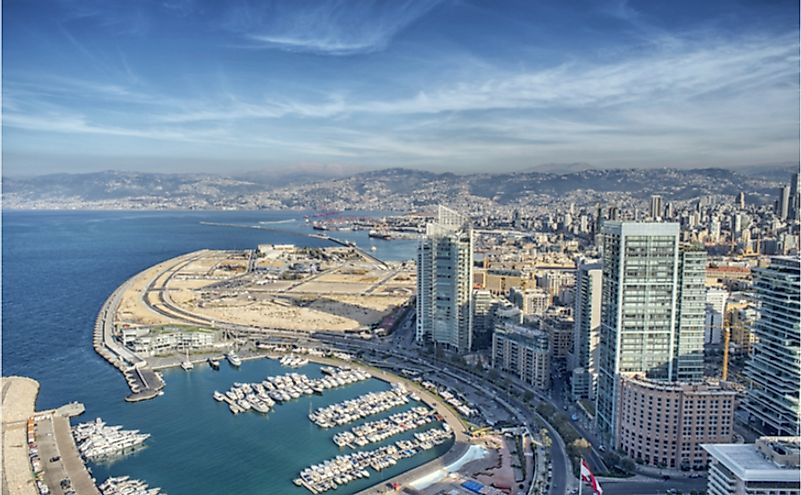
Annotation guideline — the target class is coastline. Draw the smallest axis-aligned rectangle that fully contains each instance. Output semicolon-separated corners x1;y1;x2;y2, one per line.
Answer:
2;376;40;495
90;249;472;494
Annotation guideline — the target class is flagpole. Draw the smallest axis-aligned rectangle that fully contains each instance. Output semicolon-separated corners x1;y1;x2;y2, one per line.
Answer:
578;458;583;495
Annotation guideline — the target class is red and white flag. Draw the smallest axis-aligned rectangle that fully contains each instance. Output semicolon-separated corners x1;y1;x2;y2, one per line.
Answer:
580;459;603;495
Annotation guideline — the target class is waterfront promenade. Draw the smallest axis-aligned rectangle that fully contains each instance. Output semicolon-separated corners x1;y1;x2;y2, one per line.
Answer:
2;377;39;495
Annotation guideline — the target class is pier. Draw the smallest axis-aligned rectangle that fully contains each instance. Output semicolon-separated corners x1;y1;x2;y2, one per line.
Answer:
2;377;98;495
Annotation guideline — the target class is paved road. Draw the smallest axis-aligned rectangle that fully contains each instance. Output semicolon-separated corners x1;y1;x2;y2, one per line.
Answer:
600;475;707;495
36;414;99;495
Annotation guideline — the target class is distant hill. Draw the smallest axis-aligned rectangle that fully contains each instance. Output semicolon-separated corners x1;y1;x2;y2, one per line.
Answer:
2;166;790;210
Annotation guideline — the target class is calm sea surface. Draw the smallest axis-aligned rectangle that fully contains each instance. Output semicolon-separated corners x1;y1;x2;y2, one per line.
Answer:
2;210;446;495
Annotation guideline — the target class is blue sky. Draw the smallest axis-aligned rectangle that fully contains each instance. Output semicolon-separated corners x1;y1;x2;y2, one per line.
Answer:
3;0;799;176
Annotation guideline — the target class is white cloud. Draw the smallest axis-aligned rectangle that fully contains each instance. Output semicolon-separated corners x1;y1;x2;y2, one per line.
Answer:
226;0;443;55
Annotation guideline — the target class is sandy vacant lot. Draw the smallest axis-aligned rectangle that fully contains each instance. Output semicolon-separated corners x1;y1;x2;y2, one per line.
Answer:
115;248;414;332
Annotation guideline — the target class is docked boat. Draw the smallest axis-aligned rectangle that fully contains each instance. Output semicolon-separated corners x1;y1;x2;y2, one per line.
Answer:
226;351;242;367
180;347;193;370
208;357;221;370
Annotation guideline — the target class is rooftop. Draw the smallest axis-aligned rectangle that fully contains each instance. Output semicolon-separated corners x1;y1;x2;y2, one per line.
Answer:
703;437;801;482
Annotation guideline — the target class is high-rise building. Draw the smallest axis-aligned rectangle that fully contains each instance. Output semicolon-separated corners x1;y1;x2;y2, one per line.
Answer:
791;172;800;221
703;437;801;495
778;185;791;220
470;289;497;351
674;246;707;382
743;257;801;436
492;322;551;390
650;195;664;220
416;206;474;353
572;262;602;400
596;222;707;442
737;191;746;210
704;287;729;345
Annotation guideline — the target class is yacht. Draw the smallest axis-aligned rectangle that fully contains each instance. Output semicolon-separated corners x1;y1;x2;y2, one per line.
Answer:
226;351;242;367
207;357;220;370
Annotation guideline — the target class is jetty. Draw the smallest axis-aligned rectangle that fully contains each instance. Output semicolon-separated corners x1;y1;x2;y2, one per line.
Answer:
93;263;173;402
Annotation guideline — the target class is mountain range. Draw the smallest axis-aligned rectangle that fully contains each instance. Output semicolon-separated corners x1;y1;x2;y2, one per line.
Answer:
3;166;794;211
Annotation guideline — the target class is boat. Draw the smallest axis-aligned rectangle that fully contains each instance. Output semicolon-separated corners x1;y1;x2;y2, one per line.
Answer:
226;351;242;367
368;229;391;240
180;346;193;371
208;357;220;370
213;391;225;402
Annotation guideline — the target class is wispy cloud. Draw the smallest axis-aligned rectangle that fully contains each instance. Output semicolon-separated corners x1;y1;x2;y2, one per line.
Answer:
155;32;798;121
224;0;442;55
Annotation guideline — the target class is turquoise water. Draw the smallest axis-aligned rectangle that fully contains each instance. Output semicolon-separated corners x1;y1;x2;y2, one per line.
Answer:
2;210;440;495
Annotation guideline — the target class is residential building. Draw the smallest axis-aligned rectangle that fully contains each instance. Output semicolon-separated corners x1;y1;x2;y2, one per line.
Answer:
572;262;602;400
596;222;708;443
778;185;791;221
471;289;497;350
703;437;801;495
416;206;474;353
743;257;801;436
509;287;550;317
650;195;664;220
616;376;736;470
492;322;550;390
705;288;729;345
542;314;574;360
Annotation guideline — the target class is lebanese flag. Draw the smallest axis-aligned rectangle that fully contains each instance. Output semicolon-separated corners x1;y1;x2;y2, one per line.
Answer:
581;459;603;495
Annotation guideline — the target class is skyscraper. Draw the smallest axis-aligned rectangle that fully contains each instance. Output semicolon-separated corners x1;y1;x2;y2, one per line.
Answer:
572;261;602;400
650;195;663;220
737;191;746;210
596;222;707;442
416;206;474;354
673;246;707;381
778;185;791;220
790;173;800;221
743;257;801;436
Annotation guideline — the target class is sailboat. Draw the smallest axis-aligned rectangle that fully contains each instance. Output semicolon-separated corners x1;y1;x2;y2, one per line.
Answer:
180;344;194;370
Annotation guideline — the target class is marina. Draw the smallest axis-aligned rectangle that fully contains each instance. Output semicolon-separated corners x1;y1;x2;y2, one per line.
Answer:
309;385;411;428
333;406;436;448
212;365;372;415
296;425;453;494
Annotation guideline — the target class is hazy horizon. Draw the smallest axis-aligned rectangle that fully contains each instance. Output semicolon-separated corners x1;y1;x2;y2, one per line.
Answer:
3;0;799;176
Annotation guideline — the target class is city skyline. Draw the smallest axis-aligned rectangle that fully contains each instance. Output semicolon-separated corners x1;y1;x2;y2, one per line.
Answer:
3;0;799;175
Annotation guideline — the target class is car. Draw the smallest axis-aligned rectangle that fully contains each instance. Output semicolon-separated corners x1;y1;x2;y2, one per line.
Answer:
49;456;60;463
662;475;671;481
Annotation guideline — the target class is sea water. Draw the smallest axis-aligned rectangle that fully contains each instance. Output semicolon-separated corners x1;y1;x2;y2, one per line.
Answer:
2;210;446;494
